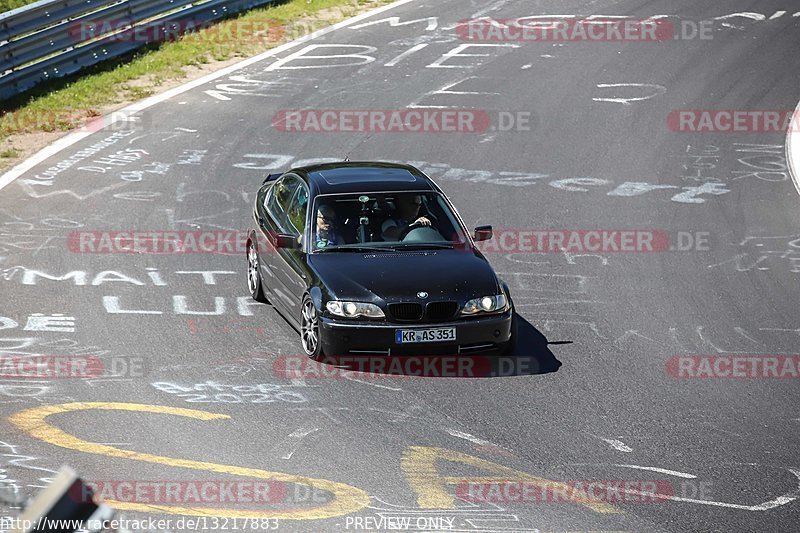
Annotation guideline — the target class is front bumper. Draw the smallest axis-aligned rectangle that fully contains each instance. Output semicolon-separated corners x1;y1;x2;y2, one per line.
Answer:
319;308;513;356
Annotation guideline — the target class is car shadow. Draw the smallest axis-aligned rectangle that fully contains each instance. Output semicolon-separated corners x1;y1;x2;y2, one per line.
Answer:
316;315;563;379
507;314;564;374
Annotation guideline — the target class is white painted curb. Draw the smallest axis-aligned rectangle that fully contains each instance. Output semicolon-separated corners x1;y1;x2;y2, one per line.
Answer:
0;0;418;193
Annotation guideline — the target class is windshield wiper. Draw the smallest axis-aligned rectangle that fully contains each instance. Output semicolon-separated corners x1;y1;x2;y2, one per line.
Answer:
390;242;457;250
316;243;460;253
315;245;390;253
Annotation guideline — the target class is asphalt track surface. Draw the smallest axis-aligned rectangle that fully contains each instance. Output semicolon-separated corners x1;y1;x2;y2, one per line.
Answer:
1;1;800;532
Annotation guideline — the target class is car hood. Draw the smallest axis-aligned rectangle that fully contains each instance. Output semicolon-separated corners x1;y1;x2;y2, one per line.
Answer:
308;249;501;303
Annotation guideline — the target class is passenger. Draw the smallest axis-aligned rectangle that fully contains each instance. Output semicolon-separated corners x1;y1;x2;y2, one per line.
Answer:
381;194;432;241
315;204;345;248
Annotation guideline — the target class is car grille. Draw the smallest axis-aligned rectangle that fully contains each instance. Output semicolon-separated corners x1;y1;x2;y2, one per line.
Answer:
388;301;459;322
426;301;459;322
389;303;424;321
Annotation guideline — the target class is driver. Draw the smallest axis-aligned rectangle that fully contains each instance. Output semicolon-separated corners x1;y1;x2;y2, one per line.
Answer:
315;204;345;248
381;193;432;241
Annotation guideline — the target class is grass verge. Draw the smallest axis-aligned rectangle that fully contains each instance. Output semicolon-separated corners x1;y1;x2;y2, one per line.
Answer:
0;0;37;12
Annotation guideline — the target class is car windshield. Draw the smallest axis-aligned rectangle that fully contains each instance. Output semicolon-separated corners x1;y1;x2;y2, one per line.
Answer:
310;191;469;252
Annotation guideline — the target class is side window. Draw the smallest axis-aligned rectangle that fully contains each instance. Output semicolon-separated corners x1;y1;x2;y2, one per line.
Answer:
287;186;308;236
265;186;277;214
276;175;300;211
266;175;301;230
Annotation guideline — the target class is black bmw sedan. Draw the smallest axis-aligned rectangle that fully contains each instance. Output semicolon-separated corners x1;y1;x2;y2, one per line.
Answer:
246;161;516;358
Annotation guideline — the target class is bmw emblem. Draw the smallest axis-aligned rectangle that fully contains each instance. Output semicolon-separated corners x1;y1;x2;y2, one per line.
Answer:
417;291;429;299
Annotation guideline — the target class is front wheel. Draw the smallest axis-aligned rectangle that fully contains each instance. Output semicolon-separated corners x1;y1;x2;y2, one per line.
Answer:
301;295;324;359
247;239;267;303
501;308;518;355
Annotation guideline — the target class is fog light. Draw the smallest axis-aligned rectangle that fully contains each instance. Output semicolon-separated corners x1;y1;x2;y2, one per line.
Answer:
494;330;501;337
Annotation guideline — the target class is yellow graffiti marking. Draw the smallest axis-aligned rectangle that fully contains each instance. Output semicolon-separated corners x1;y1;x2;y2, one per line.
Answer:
8;402;369;519
401;446;618;513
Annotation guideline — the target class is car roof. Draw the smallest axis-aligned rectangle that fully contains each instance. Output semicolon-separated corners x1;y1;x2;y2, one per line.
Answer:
291;162;437;195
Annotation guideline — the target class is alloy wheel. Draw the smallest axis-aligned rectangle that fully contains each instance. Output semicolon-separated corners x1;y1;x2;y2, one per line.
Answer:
301;298;319;355
247;242;259;295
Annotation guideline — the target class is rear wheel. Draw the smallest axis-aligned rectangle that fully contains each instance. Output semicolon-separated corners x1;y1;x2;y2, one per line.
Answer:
247;239;267;303
301;295;324;359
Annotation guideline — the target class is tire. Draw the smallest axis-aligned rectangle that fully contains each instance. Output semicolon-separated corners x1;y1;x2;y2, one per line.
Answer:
246;238;267;303
501;307;518;356
301;295;325;359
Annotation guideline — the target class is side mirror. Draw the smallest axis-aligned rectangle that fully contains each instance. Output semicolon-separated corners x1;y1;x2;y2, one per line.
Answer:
274;233;300;249
473;225;493;242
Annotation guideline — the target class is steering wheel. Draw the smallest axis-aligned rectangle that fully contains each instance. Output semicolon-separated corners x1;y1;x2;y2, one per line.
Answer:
398;222;427;241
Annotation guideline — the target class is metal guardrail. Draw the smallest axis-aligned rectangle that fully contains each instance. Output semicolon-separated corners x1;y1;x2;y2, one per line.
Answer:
0;0;278;102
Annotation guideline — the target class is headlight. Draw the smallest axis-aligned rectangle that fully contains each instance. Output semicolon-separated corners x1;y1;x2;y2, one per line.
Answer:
461;294;508;316
326;301;385;319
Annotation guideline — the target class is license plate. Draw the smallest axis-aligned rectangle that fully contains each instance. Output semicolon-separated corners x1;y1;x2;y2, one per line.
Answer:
395;328;456;344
